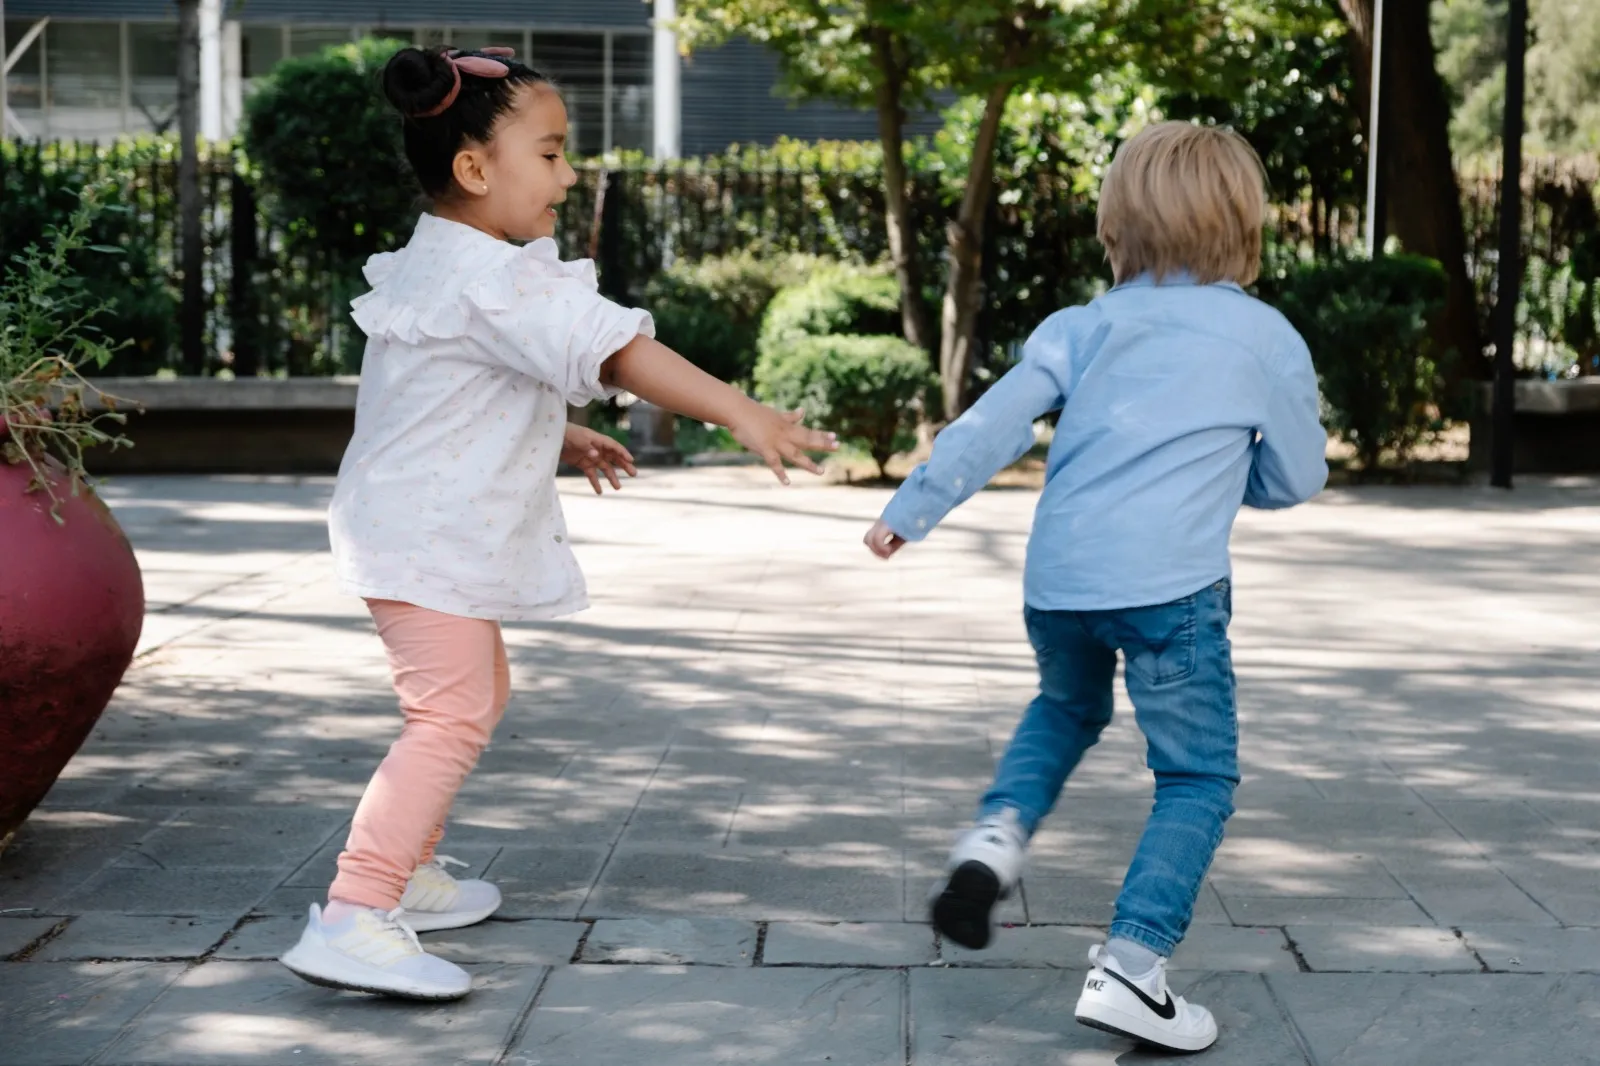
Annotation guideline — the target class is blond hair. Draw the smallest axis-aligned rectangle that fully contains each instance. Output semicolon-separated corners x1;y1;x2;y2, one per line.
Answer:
1096;121;1266;287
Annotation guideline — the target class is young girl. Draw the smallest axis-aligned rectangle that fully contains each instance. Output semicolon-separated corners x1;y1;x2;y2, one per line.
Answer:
279;45;836;1000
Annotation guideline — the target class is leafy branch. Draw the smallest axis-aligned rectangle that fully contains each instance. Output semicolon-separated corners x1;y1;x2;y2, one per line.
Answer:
0;184;136;522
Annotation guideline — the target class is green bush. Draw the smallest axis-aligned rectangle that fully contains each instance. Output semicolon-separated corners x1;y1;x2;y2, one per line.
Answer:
755;333;934;477
243;37;417;370
1275;254;1450;473
243;37;416;271
759;264;903;353
645;251;822;384
0;145;176;375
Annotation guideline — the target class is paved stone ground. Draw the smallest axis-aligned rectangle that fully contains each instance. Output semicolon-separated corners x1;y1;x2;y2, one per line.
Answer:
3;468;1600;1065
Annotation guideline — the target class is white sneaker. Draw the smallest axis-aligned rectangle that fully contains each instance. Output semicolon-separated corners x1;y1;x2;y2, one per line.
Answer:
1075;943;1217;1053
400;855;502;933
280;904;472;1001
930;808;1027;950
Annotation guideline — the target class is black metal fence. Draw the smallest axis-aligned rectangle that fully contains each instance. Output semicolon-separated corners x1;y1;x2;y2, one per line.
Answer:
2;139;1596;378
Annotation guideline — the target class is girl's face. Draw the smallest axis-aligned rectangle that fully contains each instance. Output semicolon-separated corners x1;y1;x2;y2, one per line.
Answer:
451;85;578;242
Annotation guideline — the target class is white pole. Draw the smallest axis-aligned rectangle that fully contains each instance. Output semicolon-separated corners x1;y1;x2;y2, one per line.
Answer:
652;0;681;159
221;19;242;138
199;0;223;140
1363;0;1385;256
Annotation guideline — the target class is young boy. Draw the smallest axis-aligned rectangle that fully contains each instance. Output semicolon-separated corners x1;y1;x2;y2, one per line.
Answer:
864;121;1327;1053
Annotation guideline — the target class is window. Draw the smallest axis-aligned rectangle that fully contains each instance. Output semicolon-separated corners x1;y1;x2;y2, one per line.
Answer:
3;20;44;124
8;21;657;151
242;26;286;81
129;22;179;135
45;21;121;139
611;34;653;153
529;34;605;156
288;27;355;58
448;28;523;55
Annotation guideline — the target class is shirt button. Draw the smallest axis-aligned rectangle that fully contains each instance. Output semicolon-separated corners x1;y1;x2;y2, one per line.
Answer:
953;477;965;489
916;518;928;530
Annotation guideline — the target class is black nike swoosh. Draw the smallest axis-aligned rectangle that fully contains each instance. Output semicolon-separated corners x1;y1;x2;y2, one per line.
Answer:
1104;967;1177;1020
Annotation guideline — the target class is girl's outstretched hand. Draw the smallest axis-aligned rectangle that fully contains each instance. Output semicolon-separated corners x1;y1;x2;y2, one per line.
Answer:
729;406;838;485
561;424;637;494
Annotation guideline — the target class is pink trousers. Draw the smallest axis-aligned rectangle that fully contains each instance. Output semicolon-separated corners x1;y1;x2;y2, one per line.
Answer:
328;599;510;910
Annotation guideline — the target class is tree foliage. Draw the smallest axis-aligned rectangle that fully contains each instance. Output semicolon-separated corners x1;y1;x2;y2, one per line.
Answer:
1435;0;1600;156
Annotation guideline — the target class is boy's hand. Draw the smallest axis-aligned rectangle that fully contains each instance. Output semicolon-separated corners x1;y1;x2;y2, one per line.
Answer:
561;424;637;494
864;519;907;560
729;406;838;485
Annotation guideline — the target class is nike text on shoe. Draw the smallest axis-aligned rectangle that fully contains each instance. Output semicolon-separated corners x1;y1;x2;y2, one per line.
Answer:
930;808;1027;951
1074;943;1217;1053
280;903;472;1001
400;855;502;933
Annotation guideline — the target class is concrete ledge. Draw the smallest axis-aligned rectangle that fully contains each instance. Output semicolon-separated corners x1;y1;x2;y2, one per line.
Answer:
77;377;360;412
57;378;356;475
1469;379;1600;474
1478;378;1600;416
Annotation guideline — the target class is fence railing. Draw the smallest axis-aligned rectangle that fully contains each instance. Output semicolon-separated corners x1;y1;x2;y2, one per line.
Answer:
3;139;1596;378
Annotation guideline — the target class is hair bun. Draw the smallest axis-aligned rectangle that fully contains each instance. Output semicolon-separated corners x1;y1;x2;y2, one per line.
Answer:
383;47;457;117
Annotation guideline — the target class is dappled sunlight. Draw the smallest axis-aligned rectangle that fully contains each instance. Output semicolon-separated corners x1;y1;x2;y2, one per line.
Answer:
7;471;1599;1057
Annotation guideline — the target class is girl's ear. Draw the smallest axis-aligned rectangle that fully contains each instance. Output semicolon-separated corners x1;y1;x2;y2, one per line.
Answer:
451;148;491;198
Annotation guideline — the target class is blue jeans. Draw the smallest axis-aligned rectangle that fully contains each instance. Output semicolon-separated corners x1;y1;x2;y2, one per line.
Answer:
980;579;1239;957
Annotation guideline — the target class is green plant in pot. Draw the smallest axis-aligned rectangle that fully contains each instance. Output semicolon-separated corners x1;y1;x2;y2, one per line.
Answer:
0;187;146;855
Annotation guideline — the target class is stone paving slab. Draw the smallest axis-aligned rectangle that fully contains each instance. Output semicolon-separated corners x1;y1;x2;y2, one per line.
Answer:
1268;973;1600;1064
99;961;546;1065
1217;895;1437;926
60;865;287;918
581;917;757;965
1460;924;1600;973
1169;925;1297;973
481;845;612;920
582;844;905;922
513;965;904;1065
1379;852;1559;925
35;915;233;961
0;962;184;1066
212;915;304;960
1;471;1596;1064
909;968;1309;1064
423;919;588;967
763;921;936;967
941;924;1101;968
0;915;60;957
1287;925;1483;973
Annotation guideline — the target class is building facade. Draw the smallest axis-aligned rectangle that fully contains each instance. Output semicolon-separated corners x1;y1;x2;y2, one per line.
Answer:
1;0;935;155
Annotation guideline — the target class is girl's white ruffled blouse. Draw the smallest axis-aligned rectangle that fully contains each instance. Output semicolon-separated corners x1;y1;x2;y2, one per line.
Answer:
328;214;653;621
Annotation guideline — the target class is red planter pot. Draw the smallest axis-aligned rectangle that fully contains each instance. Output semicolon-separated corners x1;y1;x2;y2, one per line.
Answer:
0;459;144;852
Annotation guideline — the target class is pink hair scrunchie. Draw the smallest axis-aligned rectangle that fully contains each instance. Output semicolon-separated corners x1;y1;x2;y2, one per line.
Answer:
414;47;517;119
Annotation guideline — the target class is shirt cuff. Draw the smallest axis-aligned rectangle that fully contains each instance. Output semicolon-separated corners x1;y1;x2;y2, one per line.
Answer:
880;485;943;543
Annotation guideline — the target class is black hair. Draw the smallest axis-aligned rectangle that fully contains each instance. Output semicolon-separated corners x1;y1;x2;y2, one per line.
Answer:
382;46;552;199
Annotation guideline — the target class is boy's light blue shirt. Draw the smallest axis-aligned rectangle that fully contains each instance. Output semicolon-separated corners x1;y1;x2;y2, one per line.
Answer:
881;275;1328;611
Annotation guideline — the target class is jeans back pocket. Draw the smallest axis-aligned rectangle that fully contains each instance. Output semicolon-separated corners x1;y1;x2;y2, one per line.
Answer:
1116;596;1199;688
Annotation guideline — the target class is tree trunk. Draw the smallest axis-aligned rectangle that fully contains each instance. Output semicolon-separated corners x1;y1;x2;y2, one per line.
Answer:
1340;0;1487;389
938;80;1012;421
176;0;205;375
869;27;934;354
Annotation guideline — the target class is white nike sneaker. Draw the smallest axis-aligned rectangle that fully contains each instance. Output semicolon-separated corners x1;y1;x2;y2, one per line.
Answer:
930;808;1028;950
1075;943;1217;1053
280;903;472;1000
400;855;503;933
